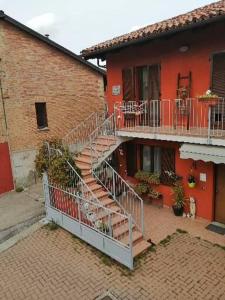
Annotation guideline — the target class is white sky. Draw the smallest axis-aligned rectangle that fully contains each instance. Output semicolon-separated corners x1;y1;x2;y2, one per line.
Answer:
0;0;215;55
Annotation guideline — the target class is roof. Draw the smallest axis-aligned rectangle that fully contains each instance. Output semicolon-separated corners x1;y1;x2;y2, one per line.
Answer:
0;11;105;76
82;0;225;59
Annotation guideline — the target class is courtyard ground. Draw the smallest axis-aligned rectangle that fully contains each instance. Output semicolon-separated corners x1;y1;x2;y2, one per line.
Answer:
0;182;44;243
0;226;225;300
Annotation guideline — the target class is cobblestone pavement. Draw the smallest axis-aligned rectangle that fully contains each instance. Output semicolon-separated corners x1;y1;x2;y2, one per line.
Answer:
0;228;225;300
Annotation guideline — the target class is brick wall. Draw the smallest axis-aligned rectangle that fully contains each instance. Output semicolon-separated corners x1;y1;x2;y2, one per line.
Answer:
0;20;105;186
0;21;105;152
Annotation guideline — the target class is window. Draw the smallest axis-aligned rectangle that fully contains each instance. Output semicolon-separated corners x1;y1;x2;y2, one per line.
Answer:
126;142;137;176
122;64;161;101
211;52;225;98
35;102;48;129
140;145;175;185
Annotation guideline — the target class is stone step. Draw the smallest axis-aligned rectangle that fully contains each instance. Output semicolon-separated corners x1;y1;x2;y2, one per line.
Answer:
111;215;128;227
75;156;91;165
98;135;116;141
94;190;109;200
89;184;103;193
93;139;115;147
84;177;96;185
132;240;151;258
86;144;108;153
95;205;121;220
99;197;115;207
76;163;91;171
119;230;143;246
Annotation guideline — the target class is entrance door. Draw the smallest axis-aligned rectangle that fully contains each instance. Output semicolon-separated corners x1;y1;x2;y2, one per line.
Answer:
215;164;225;224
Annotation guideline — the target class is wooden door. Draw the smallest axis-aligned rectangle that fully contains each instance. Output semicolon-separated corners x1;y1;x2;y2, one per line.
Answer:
126;142;137;177
215;164;225;224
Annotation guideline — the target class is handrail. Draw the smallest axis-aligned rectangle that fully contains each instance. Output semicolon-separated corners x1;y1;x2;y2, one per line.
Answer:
45;142;103;206
44;177;133;248
62;111;106;152
90;144;144;234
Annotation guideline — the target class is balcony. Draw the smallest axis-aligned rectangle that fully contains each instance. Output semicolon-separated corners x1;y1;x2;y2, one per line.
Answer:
114;99;225;146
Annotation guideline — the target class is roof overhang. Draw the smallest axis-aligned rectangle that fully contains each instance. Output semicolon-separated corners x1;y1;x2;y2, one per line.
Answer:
82;14;225;60
180;143;225;164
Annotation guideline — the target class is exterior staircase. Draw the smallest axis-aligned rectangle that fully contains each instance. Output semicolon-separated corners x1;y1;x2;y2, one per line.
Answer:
75;134;151;258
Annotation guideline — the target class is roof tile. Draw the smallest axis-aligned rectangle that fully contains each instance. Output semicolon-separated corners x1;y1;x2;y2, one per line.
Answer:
82;0;225;57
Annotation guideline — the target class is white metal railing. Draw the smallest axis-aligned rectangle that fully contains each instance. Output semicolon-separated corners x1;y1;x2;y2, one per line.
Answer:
89;113;116;144
62;111;106;152
114;98;225;141
90;146;144;235
46;143;102;206
43;173;134;269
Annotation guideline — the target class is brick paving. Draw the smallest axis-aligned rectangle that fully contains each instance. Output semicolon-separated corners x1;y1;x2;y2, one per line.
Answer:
0;227;225;300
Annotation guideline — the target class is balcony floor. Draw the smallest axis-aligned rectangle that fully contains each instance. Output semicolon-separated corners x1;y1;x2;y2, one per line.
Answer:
117;125;225;146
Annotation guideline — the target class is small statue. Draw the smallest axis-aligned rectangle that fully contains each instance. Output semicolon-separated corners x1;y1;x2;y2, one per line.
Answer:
189;197;196;219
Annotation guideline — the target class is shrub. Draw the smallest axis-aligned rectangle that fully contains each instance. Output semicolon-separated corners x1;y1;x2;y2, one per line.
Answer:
35;138;81;187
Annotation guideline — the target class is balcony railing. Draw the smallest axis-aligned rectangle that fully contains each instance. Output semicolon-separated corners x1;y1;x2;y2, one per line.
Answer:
114;98;225;141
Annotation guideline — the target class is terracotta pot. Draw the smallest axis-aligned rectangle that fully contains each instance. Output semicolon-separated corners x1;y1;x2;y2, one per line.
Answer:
198;97;219;106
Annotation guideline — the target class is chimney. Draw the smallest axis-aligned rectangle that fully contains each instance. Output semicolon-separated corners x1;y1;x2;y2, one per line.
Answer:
45;34;50;39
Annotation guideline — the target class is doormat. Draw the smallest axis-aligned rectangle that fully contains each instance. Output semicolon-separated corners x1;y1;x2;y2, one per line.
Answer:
206;223;225;235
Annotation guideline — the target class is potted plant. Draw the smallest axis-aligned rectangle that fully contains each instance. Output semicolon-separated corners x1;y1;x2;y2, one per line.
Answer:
172;181;186;216
198;90;219;106
187;174;196;188
134;170;162;202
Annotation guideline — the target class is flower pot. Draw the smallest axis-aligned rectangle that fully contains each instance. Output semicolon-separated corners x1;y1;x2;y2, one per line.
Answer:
188;182;196;188
198;97;219;106
172;205;184;216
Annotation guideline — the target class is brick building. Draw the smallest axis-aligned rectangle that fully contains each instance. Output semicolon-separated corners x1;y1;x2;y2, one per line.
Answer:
0;11;105;192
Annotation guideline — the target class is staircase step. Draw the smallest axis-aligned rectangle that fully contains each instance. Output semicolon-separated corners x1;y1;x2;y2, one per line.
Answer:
89;184;103;192
119;230;143;246
93;140;115;147
76;163;91;171
87;145;108;152
98;135;116;141
84;177;96;185
81;150;98;158
75;156;91;165
94;190;109;200
113;223;131;239
132;240;151;258
99;197;115;207
111;215;128;227
95;205;121;220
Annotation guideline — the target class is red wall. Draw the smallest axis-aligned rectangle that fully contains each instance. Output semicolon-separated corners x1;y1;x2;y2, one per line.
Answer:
106;22;225;113
0;143;14;194
105;22;225;221
117;140;214;220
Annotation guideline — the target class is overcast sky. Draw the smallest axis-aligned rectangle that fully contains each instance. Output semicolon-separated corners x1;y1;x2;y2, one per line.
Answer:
0;0;215;55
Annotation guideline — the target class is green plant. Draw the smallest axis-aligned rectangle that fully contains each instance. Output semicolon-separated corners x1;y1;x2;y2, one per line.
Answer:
172;181;186;209
35;138;81;187
134;170;161;199
45;220;59;231
15;186;24;192
198;89;218;99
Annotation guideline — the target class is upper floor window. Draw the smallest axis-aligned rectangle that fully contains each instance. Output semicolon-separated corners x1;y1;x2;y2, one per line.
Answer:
211;52;225;98
122;64;161;101
35;102;48;129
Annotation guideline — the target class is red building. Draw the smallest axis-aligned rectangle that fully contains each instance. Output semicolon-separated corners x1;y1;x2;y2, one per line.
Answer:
82;1;225;224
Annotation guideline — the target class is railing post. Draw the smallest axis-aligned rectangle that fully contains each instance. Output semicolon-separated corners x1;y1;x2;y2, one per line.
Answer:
141;199;144;236
128;214;133;270
112;171;116;200
207;106;211;144
43;172;50;209
108;213;113;237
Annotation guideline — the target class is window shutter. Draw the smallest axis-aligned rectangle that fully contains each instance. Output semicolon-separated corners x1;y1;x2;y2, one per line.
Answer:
122;68;134;101
126;142;137;176
161;148;175;184
212;53;225;98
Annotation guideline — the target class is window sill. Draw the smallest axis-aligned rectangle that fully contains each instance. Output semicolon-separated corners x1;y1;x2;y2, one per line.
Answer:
37;127;49;132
